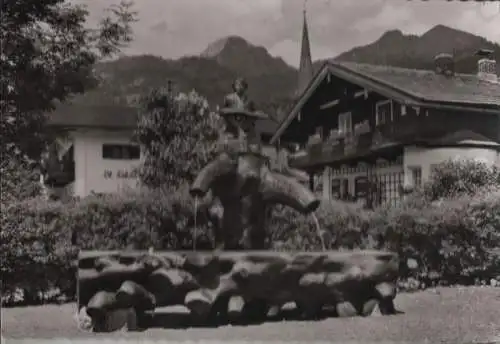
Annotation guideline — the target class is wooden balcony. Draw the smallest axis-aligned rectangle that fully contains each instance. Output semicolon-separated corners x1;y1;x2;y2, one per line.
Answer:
289;127;403;169
290;138;345;168
287;112;444;170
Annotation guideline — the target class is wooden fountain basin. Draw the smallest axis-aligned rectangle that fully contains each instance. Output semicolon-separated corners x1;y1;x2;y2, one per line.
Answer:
77;250;400;332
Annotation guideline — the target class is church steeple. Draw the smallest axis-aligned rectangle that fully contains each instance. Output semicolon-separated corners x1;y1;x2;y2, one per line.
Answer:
295;4;313;98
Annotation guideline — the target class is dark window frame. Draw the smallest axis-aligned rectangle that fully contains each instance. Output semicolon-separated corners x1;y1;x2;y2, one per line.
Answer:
102;144;141;160
338;112;353;136
376;100;393;126
408;165;423;187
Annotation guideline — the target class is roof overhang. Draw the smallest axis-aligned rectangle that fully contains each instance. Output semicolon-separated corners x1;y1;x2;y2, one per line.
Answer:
415;139;500;150
47;124;136;130
46;103;139;130
270;62;500;145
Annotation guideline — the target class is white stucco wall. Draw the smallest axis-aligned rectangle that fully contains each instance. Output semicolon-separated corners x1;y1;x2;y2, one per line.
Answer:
404;145;500;184
313;144;499;204
72;129;143;197
63;130;500;200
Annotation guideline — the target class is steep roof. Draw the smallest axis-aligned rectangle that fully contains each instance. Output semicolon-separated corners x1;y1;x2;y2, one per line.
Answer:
270;61;500;144
337;62;500;107
48;102;280;137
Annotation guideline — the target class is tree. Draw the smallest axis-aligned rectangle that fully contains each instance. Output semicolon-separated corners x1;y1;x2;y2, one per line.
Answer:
1;0;137;160
0;0;137;204
135;88;222;189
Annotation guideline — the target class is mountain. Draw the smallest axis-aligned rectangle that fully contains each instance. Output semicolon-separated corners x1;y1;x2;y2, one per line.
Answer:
327;24;500;74
70;25;498;119
201;35;294;77
76;55;238;108
74;37;298;118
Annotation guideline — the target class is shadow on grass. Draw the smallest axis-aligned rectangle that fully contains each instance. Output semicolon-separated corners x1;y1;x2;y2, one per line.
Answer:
139;306;404;331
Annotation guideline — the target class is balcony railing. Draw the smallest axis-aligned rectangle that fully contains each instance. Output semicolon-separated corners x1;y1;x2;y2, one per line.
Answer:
290;138;346;167
289;119;421;168
290;128;378;168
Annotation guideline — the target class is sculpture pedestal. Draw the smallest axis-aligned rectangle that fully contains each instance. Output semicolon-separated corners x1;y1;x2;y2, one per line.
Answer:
78;250;400;332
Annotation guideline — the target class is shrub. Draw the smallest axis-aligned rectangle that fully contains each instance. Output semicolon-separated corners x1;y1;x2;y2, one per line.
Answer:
1;198;76;305
0;186;218;305
64;186;215;251
268;200;375;251
270;186;500;287
135;89;222;189
2;162;499;304
0;153;42;203
422;159;500;201
375;187;500;286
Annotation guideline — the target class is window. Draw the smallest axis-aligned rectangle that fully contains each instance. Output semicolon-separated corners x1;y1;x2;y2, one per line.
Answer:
401;105;407;116
377;171;404;207
376;100;393;126
102;144;140;160
408;166;422;187
331;178;341;199
338;112;352;135
340;178;349;200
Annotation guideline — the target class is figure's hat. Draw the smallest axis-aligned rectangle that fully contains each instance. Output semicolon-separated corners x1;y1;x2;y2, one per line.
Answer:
219;107;269;120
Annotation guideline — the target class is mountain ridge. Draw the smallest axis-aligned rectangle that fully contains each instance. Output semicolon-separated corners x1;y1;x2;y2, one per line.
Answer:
330;24;500;73
70;25;499;118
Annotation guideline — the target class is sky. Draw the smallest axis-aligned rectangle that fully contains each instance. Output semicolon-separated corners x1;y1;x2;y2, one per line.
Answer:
81;0;500;67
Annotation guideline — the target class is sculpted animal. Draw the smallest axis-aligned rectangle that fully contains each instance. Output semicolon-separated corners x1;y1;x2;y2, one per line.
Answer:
189;77;320;250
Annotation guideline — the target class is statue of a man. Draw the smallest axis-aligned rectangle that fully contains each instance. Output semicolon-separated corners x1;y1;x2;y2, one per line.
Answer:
224;77;256;113
190;78;269;199
219;77;268;154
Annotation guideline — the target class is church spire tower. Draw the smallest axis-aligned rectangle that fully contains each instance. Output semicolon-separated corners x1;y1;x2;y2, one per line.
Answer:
295;2;313;98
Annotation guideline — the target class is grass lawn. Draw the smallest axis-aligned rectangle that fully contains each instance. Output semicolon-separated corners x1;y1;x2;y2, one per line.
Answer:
2;287;500;343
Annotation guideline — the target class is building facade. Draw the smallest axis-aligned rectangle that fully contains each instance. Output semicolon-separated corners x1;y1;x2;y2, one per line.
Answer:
42;105;143;199
43;13;499;205
270;56;500;207
41;10;314;200
43;104;282;199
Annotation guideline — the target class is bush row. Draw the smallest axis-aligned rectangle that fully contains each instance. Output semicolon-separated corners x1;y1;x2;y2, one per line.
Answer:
0;185;210;305
269;187;500;287
2;162;500;304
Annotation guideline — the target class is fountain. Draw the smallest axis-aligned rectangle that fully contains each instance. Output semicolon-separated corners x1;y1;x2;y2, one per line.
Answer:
76;78;401;332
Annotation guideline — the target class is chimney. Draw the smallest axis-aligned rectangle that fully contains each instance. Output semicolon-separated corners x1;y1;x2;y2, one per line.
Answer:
434;53;454;77
476;49;497;83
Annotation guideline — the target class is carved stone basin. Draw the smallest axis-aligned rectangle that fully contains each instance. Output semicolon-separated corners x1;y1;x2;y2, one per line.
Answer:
77;250;400;332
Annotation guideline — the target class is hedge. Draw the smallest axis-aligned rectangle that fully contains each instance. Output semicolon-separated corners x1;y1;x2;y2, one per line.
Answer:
1;199;76;305
269;187;500;287
421;158;500;201
0;185;213;305
2;165;500;305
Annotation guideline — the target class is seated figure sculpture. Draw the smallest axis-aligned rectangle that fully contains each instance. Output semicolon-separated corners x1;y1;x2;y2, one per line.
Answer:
190;77;320;250
219;77;267;155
